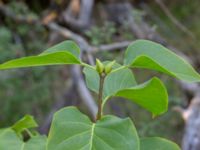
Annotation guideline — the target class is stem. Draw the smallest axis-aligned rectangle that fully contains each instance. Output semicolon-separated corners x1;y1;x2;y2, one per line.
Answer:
25;129;34;138
81;62;95;69
96;73;105;121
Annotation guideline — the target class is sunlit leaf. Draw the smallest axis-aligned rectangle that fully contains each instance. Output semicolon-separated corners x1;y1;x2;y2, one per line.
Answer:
12;115;38;135
115;77;168;116
0;41;81;70
124;40;200;82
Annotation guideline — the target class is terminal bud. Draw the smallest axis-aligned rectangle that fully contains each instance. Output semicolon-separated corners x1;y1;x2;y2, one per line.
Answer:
96;59;104;74
105;60;115;74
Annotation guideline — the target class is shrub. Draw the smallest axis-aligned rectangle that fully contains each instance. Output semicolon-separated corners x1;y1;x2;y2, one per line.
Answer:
1;40;199;149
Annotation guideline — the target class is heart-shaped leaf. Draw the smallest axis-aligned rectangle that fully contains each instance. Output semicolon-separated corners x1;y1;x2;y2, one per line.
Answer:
124;40;200;82
0;41;81;70
140;137;180;150
0;128;46;150
115;77;168;116
47;107;139;150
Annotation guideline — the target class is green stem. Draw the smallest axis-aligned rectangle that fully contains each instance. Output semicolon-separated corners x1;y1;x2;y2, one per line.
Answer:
81;62;95;69
96;73;105;121
24;129;34;138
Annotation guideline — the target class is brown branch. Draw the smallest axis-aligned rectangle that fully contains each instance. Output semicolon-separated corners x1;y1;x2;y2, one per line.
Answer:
92;41;131;53
181;92;200;150
47;22;92;52
62;0;94;30
48;22;130;52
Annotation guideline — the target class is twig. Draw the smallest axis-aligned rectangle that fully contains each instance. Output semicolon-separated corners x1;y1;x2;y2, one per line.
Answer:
92;41;131;53
47;22;92;52
47;22;131;53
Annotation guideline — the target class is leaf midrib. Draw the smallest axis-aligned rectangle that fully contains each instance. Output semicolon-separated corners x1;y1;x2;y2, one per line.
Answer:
89;124;95;150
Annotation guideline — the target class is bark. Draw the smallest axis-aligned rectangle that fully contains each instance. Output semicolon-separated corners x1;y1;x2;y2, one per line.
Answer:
182;93;200;150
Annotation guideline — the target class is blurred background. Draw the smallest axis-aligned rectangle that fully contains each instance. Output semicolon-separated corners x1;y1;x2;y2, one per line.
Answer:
0;0;200;149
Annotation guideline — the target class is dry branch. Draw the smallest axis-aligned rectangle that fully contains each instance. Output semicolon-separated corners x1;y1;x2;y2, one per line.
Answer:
181;93;200;150
62;0;94;30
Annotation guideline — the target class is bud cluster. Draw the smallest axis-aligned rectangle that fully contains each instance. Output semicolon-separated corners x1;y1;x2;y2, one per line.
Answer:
96;59;115;75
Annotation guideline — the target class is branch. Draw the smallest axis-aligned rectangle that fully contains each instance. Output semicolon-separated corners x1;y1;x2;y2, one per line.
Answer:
92;41;131;53
47;22;130;53
62;0;94;30
47;22;92;52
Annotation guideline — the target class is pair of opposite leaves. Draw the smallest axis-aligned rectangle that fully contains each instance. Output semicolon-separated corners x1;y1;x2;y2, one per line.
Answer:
0;40;199;150
0;40;199;116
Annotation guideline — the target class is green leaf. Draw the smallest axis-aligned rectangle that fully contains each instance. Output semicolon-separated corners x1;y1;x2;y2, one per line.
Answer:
83;62;137;100
0;128;46;150
0;41;81;70
124;40;200;82
47;107;139;150
115;77;168;116
140;137;181;150
12;115;38;135
40;41;80;58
